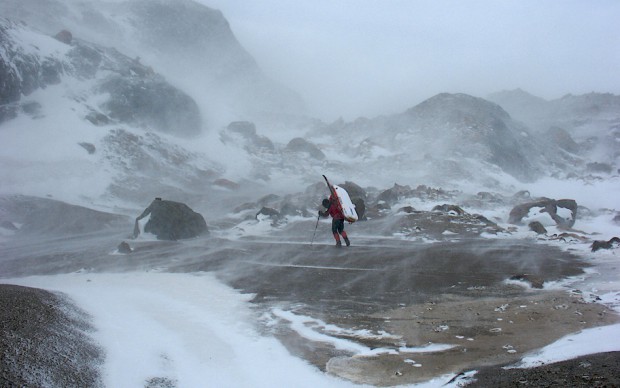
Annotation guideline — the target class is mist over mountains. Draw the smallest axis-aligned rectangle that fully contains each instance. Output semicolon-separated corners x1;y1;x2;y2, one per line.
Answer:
1;0;618;214
1;4;620;385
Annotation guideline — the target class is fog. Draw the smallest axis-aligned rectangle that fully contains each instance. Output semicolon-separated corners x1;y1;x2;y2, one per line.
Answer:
2;2;620;384
201;0;620;121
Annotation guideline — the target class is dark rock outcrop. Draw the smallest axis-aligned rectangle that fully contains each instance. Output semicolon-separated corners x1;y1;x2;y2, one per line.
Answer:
432;204;465;216
53;29;72;44
398;206;416;214
133;198;208;240
117;241;132;254
529;221;548;235
338;181;366;220
509;198;577;228
256;207;281;220
351;198;366;221
255;207;284;226
377;183;413;205
591;237;620;252
285;138;325;160
339;181;367;201
99;75;201;137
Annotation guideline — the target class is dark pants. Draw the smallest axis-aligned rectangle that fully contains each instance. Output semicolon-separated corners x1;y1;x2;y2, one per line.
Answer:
332;218;344;234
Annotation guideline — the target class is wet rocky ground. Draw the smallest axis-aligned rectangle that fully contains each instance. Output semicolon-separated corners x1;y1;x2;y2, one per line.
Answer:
0;284;103;387
1;228;618;386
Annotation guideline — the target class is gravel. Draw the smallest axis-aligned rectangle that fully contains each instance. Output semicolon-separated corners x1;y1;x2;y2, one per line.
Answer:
0;284;104;388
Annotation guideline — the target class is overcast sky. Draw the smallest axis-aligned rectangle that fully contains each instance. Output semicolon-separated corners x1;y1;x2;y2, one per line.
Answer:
200;1;620;121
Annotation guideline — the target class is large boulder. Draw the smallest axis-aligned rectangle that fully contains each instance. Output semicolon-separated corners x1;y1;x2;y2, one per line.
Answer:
377;183;413;205
339;181;367;220
284;138;325;160
508;198;577;229
133;198;208;240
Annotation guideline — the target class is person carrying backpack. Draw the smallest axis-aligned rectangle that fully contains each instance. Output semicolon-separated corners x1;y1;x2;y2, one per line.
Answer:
319;195;351;247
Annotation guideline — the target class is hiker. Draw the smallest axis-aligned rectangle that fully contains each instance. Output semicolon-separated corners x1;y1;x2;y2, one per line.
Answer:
319;196;351;247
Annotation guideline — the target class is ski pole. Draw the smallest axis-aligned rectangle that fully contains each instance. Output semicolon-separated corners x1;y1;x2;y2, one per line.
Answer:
310;213;320;245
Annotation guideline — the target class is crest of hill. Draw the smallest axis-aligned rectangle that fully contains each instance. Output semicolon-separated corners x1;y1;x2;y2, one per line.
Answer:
488;89;620;133
321;93;547;182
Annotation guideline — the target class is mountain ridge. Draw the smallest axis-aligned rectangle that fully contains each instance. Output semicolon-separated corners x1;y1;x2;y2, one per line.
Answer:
0;1;618;212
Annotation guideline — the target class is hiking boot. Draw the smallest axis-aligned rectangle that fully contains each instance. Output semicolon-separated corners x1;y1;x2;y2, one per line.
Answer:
335;240;342;248
344;237;350;247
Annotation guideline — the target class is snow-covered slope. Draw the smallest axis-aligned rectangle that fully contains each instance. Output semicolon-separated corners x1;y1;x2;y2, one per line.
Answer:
0;0;304;127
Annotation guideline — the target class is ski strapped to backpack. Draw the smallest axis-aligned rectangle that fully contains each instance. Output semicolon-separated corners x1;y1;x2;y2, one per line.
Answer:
322;175;358;223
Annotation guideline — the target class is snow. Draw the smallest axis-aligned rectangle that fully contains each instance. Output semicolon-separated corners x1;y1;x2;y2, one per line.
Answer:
513;322;620;369
4;273;365;388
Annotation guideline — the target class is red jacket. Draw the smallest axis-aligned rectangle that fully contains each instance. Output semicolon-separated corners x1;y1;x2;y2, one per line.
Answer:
326;195;344;220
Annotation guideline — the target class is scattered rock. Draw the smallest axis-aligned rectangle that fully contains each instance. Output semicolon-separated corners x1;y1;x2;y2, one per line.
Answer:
510;274;544;288
587;162;613;174
528;221;547;234
117;241;132;254
85;111;110;126
591;237;620;252
255;206;284;226
78;142;96;154
256;207;280;220
351;198;366;220
377;183;412;205
432;204;465;216
397;206;416;214
53;29;72;44
213;178;239;190
511;190;531;202
280;202;310;218
285;138;325;160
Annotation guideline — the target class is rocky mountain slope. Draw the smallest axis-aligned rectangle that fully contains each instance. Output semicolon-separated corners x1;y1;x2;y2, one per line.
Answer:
0;0;304;126
489;89;620;173
0;0;618;215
